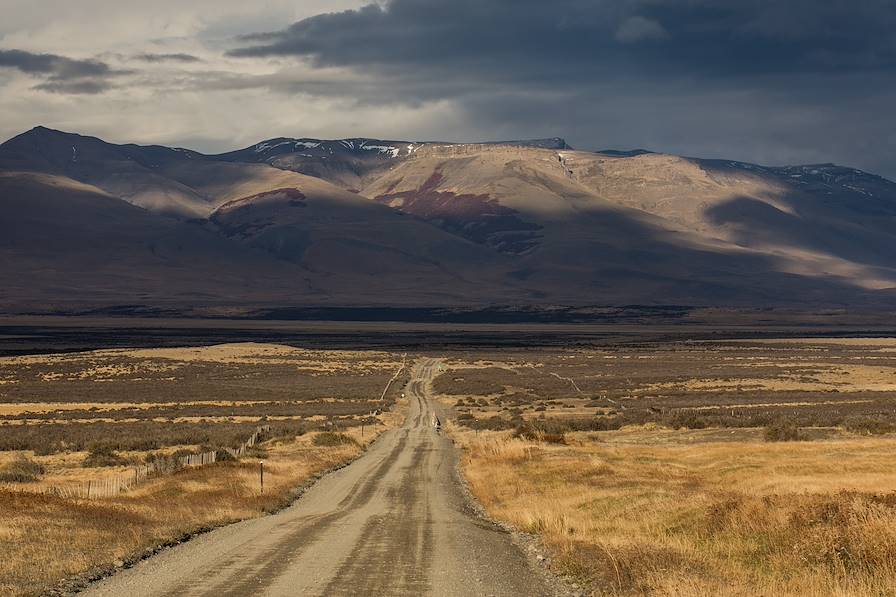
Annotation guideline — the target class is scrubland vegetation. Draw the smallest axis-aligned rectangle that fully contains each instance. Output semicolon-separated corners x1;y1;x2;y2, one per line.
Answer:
0;343;407;597
0;457;45;483
438;338;896;595
438;340;896;433
0;429;382;596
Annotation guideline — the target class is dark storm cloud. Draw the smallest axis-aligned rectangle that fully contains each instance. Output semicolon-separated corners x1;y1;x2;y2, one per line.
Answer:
0;48;129;94
134;53;201;63
229;0;895;78
226;0;896;178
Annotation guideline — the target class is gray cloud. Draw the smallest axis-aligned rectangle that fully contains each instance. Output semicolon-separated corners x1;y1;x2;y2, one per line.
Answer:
229;0;895;77
133;53;201;63
0;48;128;94
0;1;892;179
0;49;111;77
224;0;896;178
33;79;110;94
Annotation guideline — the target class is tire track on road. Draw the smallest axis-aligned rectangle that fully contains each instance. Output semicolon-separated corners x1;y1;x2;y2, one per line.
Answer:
163;429;412;597
322;442;434;596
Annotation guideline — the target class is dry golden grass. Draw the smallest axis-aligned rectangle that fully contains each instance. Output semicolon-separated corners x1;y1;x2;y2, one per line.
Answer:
0;342;410;596
457;427;896;596
641;363;896;393
0;424;390;597
441;340;896;594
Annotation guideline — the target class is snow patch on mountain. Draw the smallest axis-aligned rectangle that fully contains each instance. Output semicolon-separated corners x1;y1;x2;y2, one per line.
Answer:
254;140;293;154
359;143;401;158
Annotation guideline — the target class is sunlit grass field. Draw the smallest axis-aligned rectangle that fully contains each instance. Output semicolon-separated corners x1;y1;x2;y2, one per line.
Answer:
440;338;896;595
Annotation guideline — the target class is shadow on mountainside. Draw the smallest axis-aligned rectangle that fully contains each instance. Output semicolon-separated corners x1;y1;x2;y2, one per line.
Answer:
705;195;896;272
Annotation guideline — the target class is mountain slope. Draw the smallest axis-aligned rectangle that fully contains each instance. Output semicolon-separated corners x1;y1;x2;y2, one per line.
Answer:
0;127;400;219
0;127;214;217
1;126;895;311
207;185;517;303
0;145;520;310
210;137;422;191
209;136;574;190
0;171;319;310
360;143;896;304
565;151;896;290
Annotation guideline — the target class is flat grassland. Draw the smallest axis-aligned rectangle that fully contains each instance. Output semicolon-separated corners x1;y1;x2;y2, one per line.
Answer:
0;343;408;597
436;338;896;596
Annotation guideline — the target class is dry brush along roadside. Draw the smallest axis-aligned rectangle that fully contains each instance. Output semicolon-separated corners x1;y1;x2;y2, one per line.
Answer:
1;362;414;597
6;426;272;500
1;423;399;597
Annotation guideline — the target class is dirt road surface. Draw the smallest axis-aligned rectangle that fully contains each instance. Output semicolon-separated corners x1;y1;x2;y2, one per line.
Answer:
82;358;556;596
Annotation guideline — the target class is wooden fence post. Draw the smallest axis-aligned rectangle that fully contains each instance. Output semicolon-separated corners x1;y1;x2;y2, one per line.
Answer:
259;461;264;495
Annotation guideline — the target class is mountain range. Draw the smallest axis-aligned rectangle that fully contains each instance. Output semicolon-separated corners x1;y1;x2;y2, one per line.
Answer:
1;126;895;315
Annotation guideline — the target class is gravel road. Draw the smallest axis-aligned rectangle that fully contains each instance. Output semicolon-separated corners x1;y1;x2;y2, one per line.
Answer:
81;358;556;596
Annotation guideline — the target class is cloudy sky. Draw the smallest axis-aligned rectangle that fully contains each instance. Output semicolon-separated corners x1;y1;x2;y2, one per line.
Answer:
0;0;893;177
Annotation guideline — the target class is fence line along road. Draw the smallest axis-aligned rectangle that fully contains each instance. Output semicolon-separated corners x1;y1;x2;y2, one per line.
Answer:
379;354;408;402
224;424;271;459
10;357;409;500
35;425;272;500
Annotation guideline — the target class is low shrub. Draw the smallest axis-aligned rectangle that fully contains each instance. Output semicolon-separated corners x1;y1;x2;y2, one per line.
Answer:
764;420;802;442
244;445;268;459
663;412;709;430
844;416;896;436
82;445;131;468
312;432;359;447
466;415;516;431
0;456;46;482
214;449;238;462
513;422;567;444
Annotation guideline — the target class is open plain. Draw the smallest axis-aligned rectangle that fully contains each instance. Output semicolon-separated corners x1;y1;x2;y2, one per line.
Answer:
0;341;409;596
434;337;896;595
2;326;896;596
1;2;892;595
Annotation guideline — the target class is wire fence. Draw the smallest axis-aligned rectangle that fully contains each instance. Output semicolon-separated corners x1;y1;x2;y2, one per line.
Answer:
379;354;408;402
6;357;409;500
35;425;272;500
223;425;271;459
